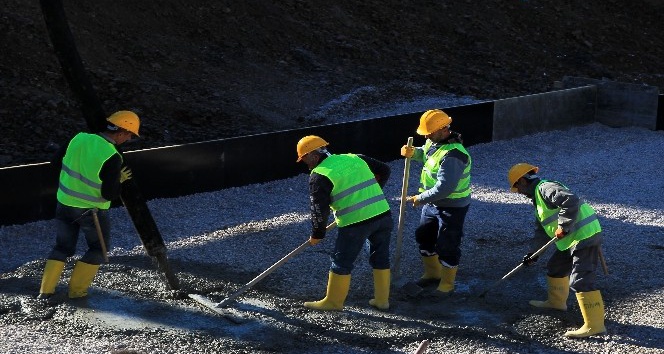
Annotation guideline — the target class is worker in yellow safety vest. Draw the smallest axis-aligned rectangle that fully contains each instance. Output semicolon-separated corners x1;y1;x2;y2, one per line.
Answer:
296;135;393;311
400;109;471;296
38;111;140;300
508;163;606;338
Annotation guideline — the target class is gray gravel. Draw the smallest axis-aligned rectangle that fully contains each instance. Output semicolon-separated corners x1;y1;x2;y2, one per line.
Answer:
1;122;663;353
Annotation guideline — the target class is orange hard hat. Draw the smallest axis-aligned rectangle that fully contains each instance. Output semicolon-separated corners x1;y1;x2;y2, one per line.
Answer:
508;163;539;192
416;109;452;135
107;110;140;136
296;135;329;162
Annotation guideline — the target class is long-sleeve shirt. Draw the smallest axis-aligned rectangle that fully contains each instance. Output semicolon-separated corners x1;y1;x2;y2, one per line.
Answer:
526;178;580;239
411;132;470;207
309;154;391;239
523;177;604;254
51;134;123;202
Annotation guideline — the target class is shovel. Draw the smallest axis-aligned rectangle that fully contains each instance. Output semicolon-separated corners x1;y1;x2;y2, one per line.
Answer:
598;247;609;275
392;136;422;295
391;137;423;296
478;237;557;298
189;222;337;314
90;208;109;263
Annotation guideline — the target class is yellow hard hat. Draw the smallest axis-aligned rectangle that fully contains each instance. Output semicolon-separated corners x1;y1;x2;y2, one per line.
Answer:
107;110;140;136
416;109;452;135
508;163;539;192
296;135;329;162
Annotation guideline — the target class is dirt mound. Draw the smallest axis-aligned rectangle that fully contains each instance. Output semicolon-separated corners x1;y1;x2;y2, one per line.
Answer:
2;0;664;166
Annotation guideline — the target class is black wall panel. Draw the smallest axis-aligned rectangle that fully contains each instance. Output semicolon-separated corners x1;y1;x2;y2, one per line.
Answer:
0;103;493;226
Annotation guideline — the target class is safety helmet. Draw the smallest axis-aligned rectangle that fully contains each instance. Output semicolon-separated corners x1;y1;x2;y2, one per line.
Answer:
296;135;329;162
508;163;539;192
416;109;452;135
107;110;140;136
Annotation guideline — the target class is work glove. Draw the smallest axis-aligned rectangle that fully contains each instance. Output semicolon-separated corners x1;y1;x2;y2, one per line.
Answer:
406;195;421;207
554;227;567;239
522;252;539;266
119;166;133;183
400;145;414;158
308;237;322;246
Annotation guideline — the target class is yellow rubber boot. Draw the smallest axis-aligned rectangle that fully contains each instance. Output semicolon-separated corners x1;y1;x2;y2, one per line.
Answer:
564;290;607;338
436;266;458;293
304;271;350;311
369;269;390;310
416;255;443;287
529;276;569;311
39;260;66;298
68;261;100;298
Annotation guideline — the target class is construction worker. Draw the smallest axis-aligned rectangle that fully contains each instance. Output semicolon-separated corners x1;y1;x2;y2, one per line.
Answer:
296;135;393;311
508;163;606;338
400;109;471;296
38;110;140;300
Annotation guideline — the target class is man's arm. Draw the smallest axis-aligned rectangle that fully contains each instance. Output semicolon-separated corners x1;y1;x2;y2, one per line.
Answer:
309;173;333;239
538;181;580;233
417;149;468;203
49;142;68;172
99;154;123;201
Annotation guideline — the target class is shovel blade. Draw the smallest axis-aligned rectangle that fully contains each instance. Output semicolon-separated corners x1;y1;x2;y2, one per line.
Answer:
188;294;226;314
216;297;235;308
188;294;245;324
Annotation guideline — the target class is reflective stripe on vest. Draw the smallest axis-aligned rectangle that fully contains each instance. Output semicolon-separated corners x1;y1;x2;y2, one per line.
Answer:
57;133;120;209
313;154;390;227
534;180;602;251
419;141;472;199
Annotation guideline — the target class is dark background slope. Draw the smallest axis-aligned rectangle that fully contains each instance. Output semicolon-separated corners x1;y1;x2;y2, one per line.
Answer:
2;0;663;166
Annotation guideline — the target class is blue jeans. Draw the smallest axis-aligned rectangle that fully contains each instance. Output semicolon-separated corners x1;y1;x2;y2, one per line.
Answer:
48;202;110;265
330;213;393;275
415;204;469;267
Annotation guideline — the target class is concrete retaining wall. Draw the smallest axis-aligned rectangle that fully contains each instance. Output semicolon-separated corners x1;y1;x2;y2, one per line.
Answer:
493;86;596;140
562;76;660;130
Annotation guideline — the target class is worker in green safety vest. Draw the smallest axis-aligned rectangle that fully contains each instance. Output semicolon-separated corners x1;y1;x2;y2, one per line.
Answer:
508;163;606;338
296;135;393;311
401;109;471;296
38;111;140;301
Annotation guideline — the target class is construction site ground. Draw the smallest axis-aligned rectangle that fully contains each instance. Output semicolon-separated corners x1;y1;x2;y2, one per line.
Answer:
1;123;663;353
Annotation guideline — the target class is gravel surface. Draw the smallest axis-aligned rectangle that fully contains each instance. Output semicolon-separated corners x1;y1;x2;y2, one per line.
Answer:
1;122;663;353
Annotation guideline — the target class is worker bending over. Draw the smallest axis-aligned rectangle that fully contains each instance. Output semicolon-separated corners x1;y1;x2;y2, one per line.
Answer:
297;135;393;311
509;163;606;338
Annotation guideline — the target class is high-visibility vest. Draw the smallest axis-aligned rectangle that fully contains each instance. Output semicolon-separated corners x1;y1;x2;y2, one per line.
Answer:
534;180;602;250
57;133;120;209
419;141;472;199
312;154;390;227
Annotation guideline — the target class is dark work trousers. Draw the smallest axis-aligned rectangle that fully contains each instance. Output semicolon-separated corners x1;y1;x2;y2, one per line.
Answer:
415;203;469;267
330;213;393;275
547;233;603;293
48;202;110;265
